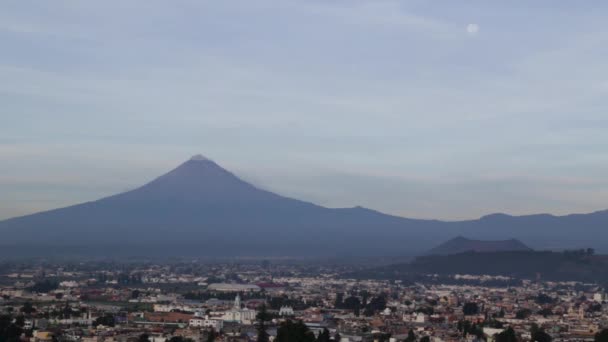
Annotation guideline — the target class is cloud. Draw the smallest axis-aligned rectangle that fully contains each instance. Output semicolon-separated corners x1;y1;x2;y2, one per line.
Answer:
466;23;479;34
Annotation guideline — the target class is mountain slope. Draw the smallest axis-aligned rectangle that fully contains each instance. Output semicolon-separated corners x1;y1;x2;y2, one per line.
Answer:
1;155;608;257
0;156;440;256
428;236;532;255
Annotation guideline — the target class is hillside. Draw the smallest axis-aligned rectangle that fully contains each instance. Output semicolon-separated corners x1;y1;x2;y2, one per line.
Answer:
350;249;608;283
0;155;439;257
428;236;532;255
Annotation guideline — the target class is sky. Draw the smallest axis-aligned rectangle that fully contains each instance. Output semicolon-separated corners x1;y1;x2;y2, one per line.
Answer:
2;1;608;221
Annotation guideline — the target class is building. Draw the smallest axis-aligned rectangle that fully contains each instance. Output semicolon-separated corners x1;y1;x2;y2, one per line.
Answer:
279;306;295;316
207;283;261;292
189;316;224;330
222;295;256;324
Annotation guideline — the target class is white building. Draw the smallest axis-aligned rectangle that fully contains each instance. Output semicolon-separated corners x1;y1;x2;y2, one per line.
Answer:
403;312;426;323
222;295;256;324
208;283;261;292
593;292;604;302
153;304;174;312
189;316;223;330
153;303;202;313
279;306;295;316
59;281;79;288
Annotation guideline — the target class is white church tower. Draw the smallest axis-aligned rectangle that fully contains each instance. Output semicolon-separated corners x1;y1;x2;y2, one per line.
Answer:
234;294;241;309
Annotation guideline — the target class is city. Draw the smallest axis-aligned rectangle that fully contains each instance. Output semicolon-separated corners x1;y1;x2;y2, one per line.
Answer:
2;1;608;342
1;259;607;341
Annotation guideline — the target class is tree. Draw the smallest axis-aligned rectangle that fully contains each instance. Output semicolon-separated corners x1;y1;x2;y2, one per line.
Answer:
169;337;195;342
463;302;479;316
532;330;551;342
495;327;517;342
485;318;504;329
29;279;59;293
317;328;331;342
515;308;532;319
204;329;216;342
334;293;344;308
462;320;472;337
276;320;315;342
535;294;555;305
405;329;416;342
138;334;151;342
20;302;36;315
15;316;25;328
342;296;361;317
62;302;74;319
131;290;141;299
376;333;391;342
1;315;24;342
595;329;608;342
93;314;116;327
3;325;23;341
364;294;387;316
256;304;271;342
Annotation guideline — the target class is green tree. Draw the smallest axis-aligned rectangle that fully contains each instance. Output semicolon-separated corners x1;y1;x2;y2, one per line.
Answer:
463;302;479;315
343;296;361;317
405;329;416;342
20;302;36;315
595;329;608;342
93;314;115;327
256;304;271;342
169;337;194;342
495;327;517;342
532;330;551;342
29;279;59;293
204;329;215;342
515;309;532;319
1;315;24;342
535;294;555;305
364;294;387;316
334;293;344;308
317;328;331;342
15;316;25;328
276;320;315;342
138;334;151;342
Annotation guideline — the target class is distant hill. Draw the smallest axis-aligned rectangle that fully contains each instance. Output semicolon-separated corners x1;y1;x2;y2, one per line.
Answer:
350;249;608;283
428;236;531;255
1;155;608;257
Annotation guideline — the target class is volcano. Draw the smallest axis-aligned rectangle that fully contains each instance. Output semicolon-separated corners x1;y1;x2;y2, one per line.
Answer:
1;155;608;257
0;155;438;256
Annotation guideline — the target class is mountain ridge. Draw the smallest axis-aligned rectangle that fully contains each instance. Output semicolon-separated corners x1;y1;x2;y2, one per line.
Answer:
1;155;608;257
